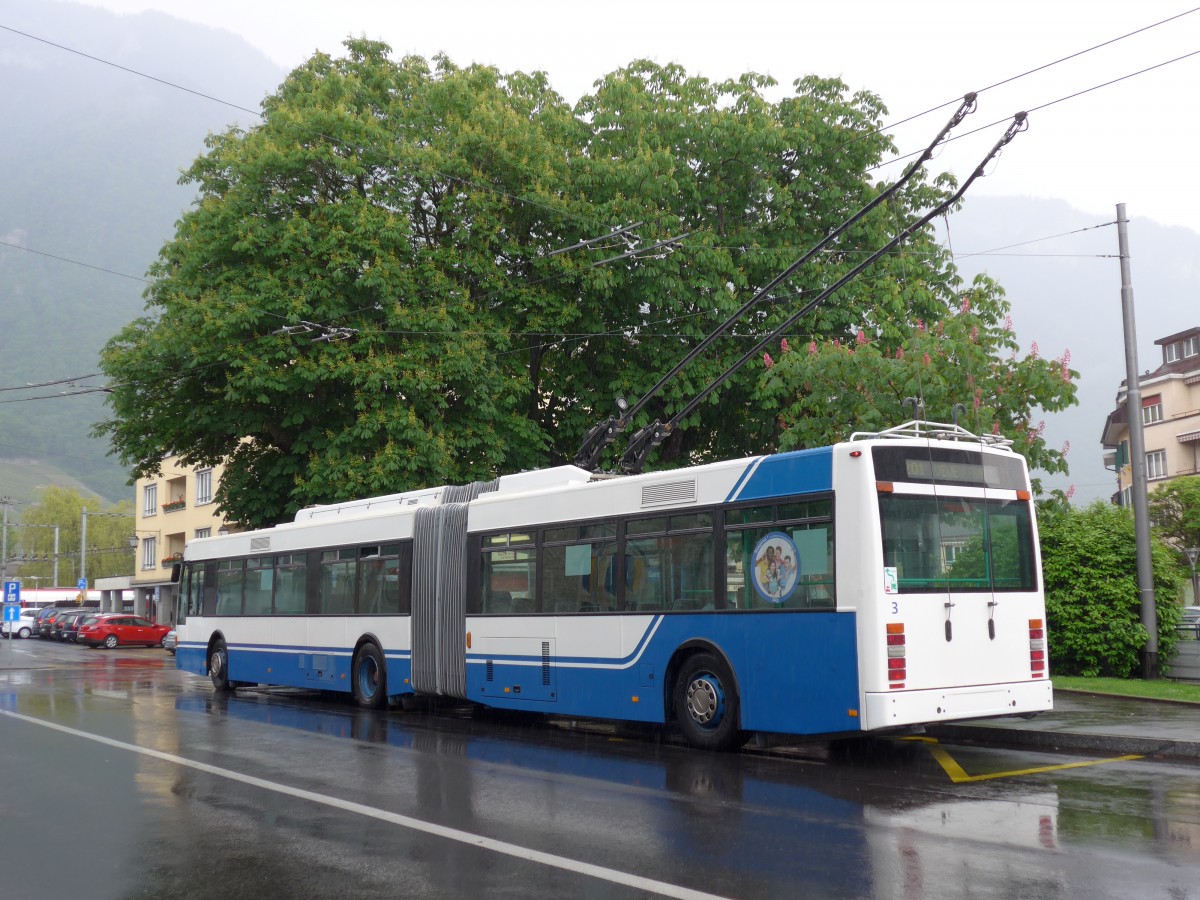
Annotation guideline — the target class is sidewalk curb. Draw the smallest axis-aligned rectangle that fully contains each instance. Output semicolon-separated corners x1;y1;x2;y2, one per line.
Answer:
925;722;1200;761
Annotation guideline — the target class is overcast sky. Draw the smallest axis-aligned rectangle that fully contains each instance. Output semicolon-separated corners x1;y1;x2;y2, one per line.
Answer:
73;0;1200;234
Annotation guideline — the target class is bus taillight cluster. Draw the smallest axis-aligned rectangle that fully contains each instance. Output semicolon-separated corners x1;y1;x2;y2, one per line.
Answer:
886;622;905;689
1029;619;1046;677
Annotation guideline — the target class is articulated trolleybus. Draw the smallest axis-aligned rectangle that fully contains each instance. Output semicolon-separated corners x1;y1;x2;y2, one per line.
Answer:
175;419;1051;750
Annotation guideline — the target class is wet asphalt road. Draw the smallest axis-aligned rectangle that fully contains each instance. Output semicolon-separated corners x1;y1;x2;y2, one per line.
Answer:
2;637;1200;899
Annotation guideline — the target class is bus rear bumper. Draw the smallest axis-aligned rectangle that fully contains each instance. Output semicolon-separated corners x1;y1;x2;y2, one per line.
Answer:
862;680;1053;730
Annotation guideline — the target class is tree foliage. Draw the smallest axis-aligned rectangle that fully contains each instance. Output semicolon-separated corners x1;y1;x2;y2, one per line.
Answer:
1038;500;1184;678
11;486;135;587
757;276;1077;492
1149;475;1200;552
95;40;1032;527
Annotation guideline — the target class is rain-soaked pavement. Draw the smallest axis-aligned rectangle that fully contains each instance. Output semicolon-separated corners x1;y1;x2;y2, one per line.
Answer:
3;637;1200;899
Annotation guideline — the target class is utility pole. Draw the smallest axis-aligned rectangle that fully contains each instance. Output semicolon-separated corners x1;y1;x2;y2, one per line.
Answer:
1116;203;1159;678
80;506;88;593
0;497;11;580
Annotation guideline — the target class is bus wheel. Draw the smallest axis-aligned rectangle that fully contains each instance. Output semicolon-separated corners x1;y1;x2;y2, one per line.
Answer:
674;652;744;752
352;643;387;709
209;639;234;692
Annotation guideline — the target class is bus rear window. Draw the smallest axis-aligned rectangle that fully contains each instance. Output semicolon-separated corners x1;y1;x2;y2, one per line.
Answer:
879;494;1036;593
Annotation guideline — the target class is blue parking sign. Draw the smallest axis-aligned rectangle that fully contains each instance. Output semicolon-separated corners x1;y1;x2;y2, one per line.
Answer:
3;582;18;605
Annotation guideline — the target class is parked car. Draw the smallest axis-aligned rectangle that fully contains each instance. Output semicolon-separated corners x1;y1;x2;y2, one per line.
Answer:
38;607;72;640
77;614;171;649
61;611;101;643
53;609;91;642
1;609;39;639
162;627;177;655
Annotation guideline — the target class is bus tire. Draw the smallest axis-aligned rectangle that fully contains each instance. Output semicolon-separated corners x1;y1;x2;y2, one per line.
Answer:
352;643;387;709
674;652;744;752
210;638;234;692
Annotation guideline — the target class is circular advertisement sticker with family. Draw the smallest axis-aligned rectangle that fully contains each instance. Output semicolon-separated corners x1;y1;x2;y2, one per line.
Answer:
751;532;800;603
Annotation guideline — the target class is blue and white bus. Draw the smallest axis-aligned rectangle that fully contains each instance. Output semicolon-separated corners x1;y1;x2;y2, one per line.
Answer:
174;419;1051;750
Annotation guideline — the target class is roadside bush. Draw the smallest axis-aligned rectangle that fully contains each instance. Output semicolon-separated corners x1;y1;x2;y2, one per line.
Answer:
1038;500;1184;677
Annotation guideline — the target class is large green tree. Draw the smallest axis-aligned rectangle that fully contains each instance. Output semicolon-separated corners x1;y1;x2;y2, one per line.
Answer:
96;41;977;527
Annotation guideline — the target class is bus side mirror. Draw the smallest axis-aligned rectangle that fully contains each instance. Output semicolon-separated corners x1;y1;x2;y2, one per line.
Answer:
171;563;181;584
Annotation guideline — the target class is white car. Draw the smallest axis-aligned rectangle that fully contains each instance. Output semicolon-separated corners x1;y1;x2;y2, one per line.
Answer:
2;609;39;639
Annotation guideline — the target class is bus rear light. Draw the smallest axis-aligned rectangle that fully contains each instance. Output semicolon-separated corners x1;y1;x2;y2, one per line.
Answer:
1029;619;1048;677
885;623;905;686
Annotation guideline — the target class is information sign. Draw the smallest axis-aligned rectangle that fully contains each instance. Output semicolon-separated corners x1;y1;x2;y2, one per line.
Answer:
3;581;18;605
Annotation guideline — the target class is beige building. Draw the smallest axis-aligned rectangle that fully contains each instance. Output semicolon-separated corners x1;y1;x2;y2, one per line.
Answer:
127;455;232;624
1102;326;1200;506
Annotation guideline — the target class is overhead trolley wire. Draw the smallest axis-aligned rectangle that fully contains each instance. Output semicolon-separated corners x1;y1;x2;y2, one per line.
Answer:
571;92;981;471
615;111;1031;475
0;14;1190;409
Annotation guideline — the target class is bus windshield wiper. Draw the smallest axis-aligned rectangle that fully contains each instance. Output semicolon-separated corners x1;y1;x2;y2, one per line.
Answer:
618;110;1029;475
572;92;980;472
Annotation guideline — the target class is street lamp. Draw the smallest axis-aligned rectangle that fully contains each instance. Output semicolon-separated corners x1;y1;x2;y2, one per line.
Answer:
1187;547;1200;607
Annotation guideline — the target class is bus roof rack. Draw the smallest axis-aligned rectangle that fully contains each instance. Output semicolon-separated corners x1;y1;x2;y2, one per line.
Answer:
849;419;1014;448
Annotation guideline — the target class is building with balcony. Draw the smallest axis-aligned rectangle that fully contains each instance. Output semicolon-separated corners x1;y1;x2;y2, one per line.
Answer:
1101;326;1200;505
129;455;232;623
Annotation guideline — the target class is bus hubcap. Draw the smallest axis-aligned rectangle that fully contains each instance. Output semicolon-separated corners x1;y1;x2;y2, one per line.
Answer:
686;674;725;727
359;658;378;696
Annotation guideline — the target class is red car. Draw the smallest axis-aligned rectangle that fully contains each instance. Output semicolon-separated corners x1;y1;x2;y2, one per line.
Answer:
77;614;171;649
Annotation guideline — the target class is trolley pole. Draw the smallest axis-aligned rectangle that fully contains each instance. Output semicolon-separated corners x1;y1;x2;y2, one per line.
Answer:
1116;204;1158;678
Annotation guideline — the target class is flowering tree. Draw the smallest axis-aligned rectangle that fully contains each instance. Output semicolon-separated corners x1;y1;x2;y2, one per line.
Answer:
757;272;1078;490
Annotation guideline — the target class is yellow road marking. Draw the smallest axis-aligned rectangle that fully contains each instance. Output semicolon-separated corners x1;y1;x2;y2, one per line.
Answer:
900;736;1142;782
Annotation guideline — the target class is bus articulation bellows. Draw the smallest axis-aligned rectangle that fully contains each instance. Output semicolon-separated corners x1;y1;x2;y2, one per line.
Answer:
174;419;1051;750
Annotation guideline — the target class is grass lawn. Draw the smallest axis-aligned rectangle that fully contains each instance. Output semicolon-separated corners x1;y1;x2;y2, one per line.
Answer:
1053;675;1200;704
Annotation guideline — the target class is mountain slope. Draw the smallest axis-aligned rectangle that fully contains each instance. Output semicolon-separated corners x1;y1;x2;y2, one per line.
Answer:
0;0;283;505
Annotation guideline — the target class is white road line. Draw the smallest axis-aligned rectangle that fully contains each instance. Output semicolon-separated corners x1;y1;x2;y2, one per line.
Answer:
0;708;727;900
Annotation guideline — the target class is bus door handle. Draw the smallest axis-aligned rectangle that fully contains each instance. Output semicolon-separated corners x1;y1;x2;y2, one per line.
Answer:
987;599;998;640
944;600;954;642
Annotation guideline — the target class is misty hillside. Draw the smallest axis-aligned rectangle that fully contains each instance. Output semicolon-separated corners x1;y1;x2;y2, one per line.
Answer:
945;196;1199;504
1;2;1195;512
0;0;283;505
